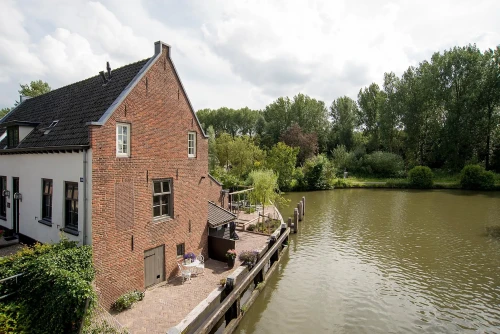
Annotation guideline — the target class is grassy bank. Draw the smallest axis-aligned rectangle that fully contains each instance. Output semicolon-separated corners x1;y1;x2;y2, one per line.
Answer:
336;175;500;190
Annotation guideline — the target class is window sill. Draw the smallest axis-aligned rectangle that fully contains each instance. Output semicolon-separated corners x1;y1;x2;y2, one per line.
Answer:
38;219;52;227
61;227;79;236
153;216;173;224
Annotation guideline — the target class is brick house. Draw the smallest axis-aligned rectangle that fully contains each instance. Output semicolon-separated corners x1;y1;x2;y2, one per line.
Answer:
0;41;226;307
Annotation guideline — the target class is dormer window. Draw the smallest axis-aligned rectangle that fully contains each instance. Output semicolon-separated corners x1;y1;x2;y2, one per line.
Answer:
7;126;19;148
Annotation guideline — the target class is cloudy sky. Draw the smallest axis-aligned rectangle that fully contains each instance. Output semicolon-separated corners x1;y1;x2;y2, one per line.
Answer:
1;0;499;111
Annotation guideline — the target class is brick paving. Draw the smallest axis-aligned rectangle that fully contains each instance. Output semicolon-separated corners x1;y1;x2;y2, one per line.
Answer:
113;231;269;334
0;243;24;258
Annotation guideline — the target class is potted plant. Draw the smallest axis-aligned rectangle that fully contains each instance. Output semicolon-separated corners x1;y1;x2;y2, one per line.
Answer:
226;249;237;268
238;250;259;267
183;252;196;264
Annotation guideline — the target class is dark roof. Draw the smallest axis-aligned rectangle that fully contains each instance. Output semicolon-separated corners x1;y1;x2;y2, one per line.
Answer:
208;201;236;228
0;58;149;149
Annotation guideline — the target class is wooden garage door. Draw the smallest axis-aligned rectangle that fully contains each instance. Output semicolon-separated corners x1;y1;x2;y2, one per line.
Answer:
144;245;165;288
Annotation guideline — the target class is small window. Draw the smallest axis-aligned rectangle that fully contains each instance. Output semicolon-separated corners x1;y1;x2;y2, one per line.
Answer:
0;176;6;219
176;243;185;257
188;132;196;158
41;179;53;221
65;182;78;230
153;179;172;219
7;126;19;148
116;123;131;157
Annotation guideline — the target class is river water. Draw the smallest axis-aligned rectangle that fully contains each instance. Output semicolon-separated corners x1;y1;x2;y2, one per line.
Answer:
236;189;500;334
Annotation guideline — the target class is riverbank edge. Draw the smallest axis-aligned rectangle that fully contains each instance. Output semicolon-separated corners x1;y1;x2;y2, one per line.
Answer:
167;213;288;334
289;180;500;191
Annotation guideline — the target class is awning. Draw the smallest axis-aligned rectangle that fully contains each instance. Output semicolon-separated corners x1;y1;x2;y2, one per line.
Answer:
208;201;236;228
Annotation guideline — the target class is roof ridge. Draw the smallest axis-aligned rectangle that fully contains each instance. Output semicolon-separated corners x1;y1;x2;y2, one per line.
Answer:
20;58;151;104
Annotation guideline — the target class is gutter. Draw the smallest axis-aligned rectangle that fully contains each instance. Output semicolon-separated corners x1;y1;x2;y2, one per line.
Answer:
82;149;88;245
0;145;89;154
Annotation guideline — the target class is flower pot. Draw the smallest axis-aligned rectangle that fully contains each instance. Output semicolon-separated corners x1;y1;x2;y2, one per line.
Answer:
227;257;235;268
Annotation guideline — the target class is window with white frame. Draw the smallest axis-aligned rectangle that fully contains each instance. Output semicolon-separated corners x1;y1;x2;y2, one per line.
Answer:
188;132;196;158
116;123;130;157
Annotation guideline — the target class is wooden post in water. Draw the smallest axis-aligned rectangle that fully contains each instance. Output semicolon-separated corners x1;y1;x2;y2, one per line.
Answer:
287;217;292;229
297;202;303;222
293;208;299;233
302;196;306;215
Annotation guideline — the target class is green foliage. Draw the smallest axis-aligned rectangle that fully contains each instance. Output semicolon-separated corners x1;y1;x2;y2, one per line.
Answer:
0;107;11;119
280;123;318;165
15;80;51;105
210;166;240;189
82;321;128;334
112;290;144;312
303;154;336;190
363;151;404;177
330;96;359;150
0;239;95;334
408;166;434;188
215;133;265;179
0;301;27;334
460;165;495;190
247;169;286;210
265;142;299;191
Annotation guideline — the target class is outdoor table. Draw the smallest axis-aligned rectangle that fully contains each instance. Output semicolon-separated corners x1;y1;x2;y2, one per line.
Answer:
183;260;200;274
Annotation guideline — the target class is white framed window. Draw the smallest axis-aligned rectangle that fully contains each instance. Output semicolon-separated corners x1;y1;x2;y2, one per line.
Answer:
116;123;131;157
188;132;196;158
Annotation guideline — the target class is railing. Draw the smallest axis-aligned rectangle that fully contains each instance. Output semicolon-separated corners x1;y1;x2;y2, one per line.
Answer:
0;273;24;300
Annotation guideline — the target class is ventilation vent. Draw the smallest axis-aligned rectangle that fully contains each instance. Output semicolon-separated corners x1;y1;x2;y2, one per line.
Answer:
49;120;59;127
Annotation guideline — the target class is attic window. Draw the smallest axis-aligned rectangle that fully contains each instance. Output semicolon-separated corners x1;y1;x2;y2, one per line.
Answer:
49;120;59;127
7;126;19;148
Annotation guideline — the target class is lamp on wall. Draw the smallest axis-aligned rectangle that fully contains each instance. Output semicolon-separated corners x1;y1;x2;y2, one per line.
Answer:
2;190;10;198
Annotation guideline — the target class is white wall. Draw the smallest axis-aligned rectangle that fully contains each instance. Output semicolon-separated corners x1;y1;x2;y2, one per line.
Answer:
0;150;92;245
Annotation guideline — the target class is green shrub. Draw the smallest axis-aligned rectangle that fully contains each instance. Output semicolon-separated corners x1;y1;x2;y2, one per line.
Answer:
363;151;404;177
460;165;495;190
408;166;434;188
0;239;96;334
112;290;144;312
0;301;27;334
303;154;336;190
244;207;256;214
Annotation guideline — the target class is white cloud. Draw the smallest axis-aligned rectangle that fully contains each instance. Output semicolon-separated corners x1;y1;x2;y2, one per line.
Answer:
0;0;499;110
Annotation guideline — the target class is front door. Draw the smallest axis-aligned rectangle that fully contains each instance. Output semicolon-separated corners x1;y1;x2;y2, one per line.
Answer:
144;245;165;288
12;177;19;234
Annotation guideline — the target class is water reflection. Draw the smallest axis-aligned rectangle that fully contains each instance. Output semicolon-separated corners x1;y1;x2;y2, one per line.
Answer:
237;189;500;334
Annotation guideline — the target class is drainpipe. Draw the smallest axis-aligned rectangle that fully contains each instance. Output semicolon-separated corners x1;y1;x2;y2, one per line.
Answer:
82;149;88;245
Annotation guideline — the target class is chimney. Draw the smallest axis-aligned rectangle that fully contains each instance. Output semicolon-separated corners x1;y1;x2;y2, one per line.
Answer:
99;71;108;84
106;62;112;79
19;95;32;104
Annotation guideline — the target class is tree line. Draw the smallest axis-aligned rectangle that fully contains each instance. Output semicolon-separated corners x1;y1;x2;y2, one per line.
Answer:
198;44;500;179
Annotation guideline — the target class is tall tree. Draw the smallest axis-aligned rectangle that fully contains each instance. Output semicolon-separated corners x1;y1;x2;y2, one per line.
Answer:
330;96;359;150
478;46;500;169
280;123;318;165
265;142;299;190
357;83;384;151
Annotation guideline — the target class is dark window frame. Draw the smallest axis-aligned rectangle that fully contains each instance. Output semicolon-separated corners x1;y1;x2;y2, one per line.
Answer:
41;179;53;222
64;182;78;231
0;176;6;220
152;179;173;220
7;126;19;148
176;243;185;258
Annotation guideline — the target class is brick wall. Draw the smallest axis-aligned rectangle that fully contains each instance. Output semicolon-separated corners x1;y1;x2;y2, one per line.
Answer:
90;44;212;308
207;176;223;207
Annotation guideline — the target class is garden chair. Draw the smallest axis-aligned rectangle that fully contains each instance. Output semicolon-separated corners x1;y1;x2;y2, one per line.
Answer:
196;255;205;275
177;262;191;284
